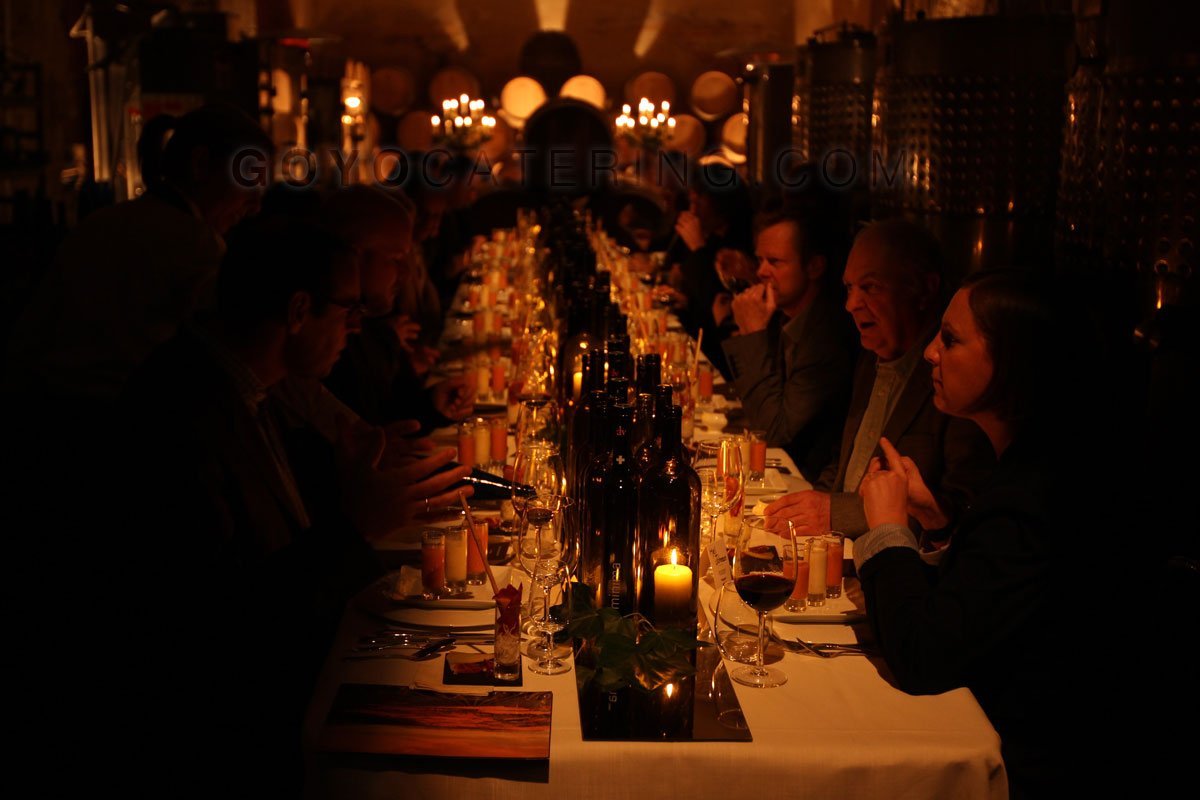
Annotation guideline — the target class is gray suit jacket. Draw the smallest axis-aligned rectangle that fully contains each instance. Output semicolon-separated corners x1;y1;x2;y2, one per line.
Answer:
722;293;854;480
816;351;994;538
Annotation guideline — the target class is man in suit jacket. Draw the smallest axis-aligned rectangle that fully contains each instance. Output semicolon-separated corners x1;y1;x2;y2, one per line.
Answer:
766;219;993;539
119;222;378;792
721;208;856;480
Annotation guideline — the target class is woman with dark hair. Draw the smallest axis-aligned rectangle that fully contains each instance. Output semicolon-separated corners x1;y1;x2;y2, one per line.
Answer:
852;269;1104;798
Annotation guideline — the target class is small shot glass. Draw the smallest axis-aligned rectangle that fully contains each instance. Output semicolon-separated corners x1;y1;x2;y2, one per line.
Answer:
806;536;827;607
421;529;446;599
467;521;489;585
697;362;714;405
783;544;809;613
457;420;476;469
490;416;509;471
825;531;845;599
444;526;468;594
748;429;768;487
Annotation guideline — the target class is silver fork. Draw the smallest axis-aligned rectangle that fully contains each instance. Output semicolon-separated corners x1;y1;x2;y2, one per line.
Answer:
773;632;873;658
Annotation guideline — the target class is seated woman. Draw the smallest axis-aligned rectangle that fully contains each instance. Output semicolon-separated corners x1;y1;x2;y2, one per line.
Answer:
853;269;1105;797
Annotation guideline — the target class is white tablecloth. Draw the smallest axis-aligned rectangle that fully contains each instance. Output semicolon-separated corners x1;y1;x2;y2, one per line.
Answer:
302;447;1006;800
305;309;1005;798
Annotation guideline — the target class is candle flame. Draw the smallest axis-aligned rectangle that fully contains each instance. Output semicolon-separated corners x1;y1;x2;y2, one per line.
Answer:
665;682;675;698
670;547;679;566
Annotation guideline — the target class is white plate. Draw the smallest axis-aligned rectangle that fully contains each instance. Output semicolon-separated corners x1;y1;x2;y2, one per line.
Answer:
353;569;512;627
743;468;788;496
706;576;866;625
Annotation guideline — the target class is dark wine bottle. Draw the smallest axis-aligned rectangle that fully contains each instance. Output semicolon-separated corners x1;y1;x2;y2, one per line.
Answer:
631;390;656;455
429;462;536;501
568;382;608;501
631;355;665;454
577;398;611;597
635;353;662;395
584;405;638;615
606;376;631;407
636;404;701;629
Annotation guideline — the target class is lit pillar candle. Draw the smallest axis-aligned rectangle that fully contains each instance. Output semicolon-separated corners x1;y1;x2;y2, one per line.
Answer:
572;370;583;400
654;548;692;620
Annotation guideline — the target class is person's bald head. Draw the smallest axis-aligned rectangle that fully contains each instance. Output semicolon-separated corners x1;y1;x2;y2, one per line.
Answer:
843;219;946;361
322;186;415;317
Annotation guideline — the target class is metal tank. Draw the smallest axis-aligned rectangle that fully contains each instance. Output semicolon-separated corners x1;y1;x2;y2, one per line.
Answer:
794;25;876;184
872;13;1074;279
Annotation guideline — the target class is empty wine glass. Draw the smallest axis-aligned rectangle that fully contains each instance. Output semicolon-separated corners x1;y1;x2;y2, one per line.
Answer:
515;394;559;453
518;495;573;675
728;515;797;688
693;437;744;551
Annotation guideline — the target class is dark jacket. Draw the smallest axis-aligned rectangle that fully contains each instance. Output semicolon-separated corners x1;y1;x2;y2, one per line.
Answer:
817;351;994;537
121;327;379;791
858;428;1091;797
324;316;447;431
721;293;855;480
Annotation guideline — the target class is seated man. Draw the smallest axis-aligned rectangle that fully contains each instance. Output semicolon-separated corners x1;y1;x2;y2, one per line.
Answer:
720;207;856;479
317;185;474;432
7;104;271;404
765;219;993;540
120;220;471;791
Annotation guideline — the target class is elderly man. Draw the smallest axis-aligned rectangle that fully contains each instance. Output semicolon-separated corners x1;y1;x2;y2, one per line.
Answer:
720;207;856;479
766;219;993;540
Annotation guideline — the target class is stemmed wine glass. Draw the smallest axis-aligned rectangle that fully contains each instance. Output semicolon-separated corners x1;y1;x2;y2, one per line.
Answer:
511;442;566;642
518;494;574;675
728;515;797;688
515;395;559;454
693;437;744;551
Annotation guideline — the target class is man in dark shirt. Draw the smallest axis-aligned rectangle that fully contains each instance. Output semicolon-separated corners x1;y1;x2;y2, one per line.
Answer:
721;208;856;479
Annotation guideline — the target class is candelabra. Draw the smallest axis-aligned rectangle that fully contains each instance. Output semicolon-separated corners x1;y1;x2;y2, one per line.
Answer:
615;97;676;151
432;94;497;152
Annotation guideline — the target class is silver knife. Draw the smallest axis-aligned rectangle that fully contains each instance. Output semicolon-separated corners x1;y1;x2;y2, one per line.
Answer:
410;636;456;659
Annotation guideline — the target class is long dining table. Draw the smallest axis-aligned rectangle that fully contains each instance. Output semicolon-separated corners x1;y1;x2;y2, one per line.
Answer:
301;255;1007;799
301;419;1006;799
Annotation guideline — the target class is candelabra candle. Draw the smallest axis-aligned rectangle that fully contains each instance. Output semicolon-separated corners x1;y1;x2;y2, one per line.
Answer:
615;98;676;150
434;95;497;150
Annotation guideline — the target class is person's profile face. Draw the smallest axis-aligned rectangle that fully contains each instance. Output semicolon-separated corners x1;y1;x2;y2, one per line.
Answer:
924;288;994;418
291;255;362;379
358;225;412;317
842;237;930;361
755;221;812;314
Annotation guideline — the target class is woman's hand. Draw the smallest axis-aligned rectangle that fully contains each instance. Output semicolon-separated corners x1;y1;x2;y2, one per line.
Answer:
860;437;949;531
859;467;910;529
674;210;706;251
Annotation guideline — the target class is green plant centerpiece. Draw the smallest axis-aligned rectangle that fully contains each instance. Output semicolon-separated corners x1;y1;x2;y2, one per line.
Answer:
567;582;703;693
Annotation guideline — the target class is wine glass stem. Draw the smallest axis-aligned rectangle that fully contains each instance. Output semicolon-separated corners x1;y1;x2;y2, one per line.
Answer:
540;584;553;666
756;611;767;675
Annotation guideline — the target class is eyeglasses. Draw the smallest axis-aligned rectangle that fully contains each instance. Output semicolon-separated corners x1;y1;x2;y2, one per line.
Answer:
325;295;366;318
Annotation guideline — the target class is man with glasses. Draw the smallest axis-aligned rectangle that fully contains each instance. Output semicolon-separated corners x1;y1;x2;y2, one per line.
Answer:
320;185;475;432
119;219;472;793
